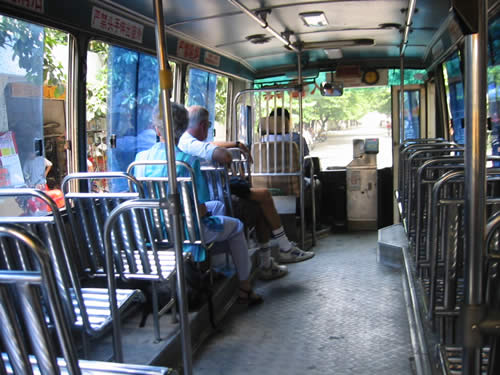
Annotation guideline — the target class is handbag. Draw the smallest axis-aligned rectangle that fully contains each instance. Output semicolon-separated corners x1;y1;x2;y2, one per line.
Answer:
229;176;251;198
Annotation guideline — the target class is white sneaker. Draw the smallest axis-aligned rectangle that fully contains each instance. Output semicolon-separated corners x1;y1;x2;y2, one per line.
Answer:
259;258;288;281
279;245;315;264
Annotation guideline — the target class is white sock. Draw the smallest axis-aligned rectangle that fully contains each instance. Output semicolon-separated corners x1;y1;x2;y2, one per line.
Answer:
272;226;292;252
259;243;272;268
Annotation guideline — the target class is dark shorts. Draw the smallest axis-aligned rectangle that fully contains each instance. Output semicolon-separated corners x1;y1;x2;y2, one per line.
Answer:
231;195;260;228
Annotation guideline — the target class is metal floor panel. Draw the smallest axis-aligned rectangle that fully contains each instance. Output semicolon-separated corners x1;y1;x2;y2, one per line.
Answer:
193;232;414;375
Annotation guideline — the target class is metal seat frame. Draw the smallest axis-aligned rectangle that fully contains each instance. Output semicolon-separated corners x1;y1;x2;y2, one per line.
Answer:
0;223;172;375
0;188;144;358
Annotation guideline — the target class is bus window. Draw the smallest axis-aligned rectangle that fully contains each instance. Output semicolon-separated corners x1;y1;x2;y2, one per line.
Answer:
443;52;464;144
401;89;421;141
215;75;228;142
185;67;228;142
86;41;175;191
488;15;500;161
0;14;69;215
303;85;392;169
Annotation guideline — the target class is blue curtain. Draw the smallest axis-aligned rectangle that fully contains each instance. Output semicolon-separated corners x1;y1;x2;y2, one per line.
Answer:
187;68;217;142
402;90;420;141
107;46;159;191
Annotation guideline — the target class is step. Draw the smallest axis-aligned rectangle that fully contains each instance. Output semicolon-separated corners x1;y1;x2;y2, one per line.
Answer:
377;224;408;269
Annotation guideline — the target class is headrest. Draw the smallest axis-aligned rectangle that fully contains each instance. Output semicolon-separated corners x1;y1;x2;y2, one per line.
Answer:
259;116;291;135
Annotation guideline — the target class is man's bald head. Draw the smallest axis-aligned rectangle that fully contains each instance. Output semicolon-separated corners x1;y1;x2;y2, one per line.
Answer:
187;105;210;141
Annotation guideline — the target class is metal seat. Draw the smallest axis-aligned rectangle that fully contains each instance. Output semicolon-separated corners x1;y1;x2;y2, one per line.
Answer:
103;199;181;363
0;188;144;355
0;223;173;375
62;172;177;352
251;140;317;246
426;169;500;344
127;160;212;259
201;162;234;217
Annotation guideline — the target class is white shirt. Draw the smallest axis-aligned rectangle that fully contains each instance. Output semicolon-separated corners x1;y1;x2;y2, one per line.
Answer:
178;131;218;161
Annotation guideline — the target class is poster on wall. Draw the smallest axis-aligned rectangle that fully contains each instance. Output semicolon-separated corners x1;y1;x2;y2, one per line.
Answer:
0;131;25;187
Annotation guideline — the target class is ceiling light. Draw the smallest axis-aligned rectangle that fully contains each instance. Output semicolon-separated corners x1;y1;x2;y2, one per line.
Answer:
324;49;343;59
299;12;329;27
303;39;374;50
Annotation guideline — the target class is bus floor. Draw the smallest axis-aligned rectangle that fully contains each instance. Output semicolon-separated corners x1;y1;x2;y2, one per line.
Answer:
193;231;414;375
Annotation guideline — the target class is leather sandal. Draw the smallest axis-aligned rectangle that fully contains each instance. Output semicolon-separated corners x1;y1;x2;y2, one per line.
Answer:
237;288;263;306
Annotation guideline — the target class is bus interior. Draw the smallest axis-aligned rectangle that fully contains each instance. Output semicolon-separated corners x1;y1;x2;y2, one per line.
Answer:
0;0;498;374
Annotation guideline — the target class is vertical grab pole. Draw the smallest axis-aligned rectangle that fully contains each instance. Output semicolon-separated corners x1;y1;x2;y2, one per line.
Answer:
152;1;193;374
400;55;405;145
297;51;305;250
462;0;488;373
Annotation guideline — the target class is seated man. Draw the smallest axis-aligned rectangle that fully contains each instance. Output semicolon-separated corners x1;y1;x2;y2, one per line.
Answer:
179;105;314;276
264;107;322;226
134;102;262;305
263;107;310;157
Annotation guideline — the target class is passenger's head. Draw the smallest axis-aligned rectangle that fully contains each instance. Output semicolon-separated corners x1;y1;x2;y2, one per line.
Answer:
153;102;188;145
264;107;291;134
269;108;290;120
188;105;210;141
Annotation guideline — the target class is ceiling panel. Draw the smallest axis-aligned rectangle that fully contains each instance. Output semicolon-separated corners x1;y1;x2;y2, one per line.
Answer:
110;0;453;75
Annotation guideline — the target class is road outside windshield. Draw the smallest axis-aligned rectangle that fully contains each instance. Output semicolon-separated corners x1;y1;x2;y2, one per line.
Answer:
298;86;393;170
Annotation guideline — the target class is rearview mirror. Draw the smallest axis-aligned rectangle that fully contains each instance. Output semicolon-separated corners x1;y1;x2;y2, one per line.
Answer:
320;81;343;96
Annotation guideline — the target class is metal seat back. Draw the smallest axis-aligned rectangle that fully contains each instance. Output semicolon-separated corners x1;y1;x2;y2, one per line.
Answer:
127;160;208;253
0;187;145;346
0;189;79;327
201;162;234;217
251;141;301;196
61;172;143;277
0;223;172;375
426;169;500;344
0;223;81;375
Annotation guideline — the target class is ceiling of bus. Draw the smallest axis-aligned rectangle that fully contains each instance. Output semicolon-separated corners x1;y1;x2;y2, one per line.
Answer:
16;0;487;79
3;0;498;79
126;0;451;76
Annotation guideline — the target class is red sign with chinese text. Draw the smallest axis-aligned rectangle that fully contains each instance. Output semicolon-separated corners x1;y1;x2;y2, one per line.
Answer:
177;40;201;63
91;7;144;43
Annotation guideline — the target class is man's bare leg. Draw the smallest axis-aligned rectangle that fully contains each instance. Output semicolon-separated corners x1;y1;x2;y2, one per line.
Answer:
248;187;315;263
248;188;281;230
253;205;287;279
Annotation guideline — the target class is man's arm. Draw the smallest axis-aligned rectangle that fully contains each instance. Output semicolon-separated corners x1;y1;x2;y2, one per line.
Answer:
179;132;250;165
212;147;232;165
212;141;253;164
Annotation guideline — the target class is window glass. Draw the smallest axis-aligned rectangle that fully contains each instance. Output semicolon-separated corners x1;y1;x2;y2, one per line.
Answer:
242;84;392;170
0;14;69;215
305;86;393;169
488;16;500;160
401;90;421;141
387;69;426;85
86;42;175;191
443;52;464;144
215;75;228;142
186;67;228;142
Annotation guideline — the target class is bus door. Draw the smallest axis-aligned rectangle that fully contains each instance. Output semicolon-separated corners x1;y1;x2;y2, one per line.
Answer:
391;84;427;223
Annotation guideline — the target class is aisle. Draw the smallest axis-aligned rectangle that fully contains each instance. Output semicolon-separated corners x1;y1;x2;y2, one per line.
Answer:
193;232;414;375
